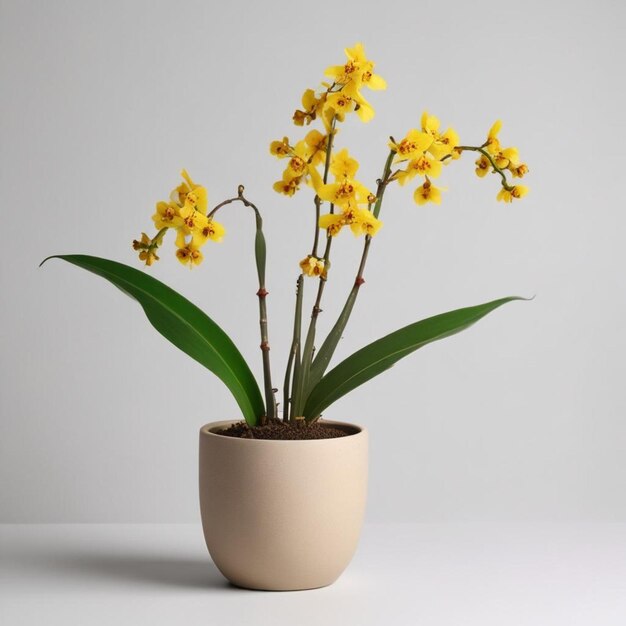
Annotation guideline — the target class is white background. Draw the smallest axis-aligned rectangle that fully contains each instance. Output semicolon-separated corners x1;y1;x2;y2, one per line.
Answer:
1;0;625;523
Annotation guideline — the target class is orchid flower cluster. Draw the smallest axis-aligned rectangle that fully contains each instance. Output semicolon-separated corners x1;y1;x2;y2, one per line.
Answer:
269;44;529;277
132;170;224;267
132;44;529;275
117;43;530;424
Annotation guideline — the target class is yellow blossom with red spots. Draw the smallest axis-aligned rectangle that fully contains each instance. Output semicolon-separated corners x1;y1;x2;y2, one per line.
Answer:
299;255;327;277
414;180;444;206
133;170;224;268
475;155;491;178
389;130;433;162
396;154;442;186
421;112;460;160
319;207;382;237
474;121;530;199
324;43;386;93
497;185;528;203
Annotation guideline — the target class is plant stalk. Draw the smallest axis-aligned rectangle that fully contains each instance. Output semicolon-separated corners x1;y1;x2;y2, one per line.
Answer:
455;145;513;190
306;149;396;404
208;186;276;422
293;121;340;416
311;117;337;257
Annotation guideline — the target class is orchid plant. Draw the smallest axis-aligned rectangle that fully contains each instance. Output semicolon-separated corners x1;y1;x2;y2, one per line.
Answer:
43;43;529;427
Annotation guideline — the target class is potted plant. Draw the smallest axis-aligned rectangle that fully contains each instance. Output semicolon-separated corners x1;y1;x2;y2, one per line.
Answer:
42;43;529;591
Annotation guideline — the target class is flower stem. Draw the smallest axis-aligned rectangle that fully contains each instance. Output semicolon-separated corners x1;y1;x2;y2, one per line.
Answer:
208;186;276;422
295;119;339;416
455;145;513;190
312;117;337;257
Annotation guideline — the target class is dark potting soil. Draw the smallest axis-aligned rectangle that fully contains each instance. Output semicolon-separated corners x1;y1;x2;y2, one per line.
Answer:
217;419;348;440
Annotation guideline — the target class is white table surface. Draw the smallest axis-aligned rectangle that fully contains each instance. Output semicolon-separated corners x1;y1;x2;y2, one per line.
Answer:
1;523;625;625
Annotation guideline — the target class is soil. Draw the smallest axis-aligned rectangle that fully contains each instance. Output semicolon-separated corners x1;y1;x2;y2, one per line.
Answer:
217;418;349;440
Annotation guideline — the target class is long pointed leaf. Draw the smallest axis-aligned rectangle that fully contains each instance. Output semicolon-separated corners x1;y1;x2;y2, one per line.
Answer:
42;254;265;425
303;296;525;419
309;283;359;390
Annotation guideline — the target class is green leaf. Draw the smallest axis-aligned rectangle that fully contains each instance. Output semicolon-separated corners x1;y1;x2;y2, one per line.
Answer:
303;296;526;420
308;282;359;392
41;254;265;425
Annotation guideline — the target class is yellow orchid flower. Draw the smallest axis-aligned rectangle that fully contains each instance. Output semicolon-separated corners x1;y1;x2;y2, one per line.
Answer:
175;244;203;267
429;127;460;160
493;146;520;169
172;170;208;213
193;218;225;245
317;178;372;209
139;250;158;266
341;83;375;122
325;43;386;92
420;112;460;160
314;44;385;124
316;147;370;208
152;201;183;230
475;155;492;178
286;139;325;176
414;180;443;205
132;232;151;250
177;204;223;248
396;154;442;186
497;185;529;203
323;91;356;122
486;120;502;155
299;255;327;278
421;112;441;135
293;88;326;126
350;209;383;236
270;137;291;158
319;212;345;236
132;233;160;266
304;130;328;166
179;203;207;231
302;88;320;111
175;230;204;267
272;137;325;197
330;148;360;179
183;186;208;213
511;163;529;178
292;110;308;126
390;129;433;162
273;170;301;196
319;207;382;237
287;155;308;178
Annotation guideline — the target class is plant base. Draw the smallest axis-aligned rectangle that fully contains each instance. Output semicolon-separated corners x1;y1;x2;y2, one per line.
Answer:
217;418;349;440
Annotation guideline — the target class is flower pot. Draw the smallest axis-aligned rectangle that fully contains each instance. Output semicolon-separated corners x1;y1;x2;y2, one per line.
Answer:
199;419;368;591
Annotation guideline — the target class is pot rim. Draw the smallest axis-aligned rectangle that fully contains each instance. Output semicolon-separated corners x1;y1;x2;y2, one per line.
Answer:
200;419;366;444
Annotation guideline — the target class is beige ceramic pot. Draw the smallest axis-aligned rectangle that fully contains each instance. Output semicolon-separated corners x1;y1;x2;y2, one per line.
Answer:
199;419;368;591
